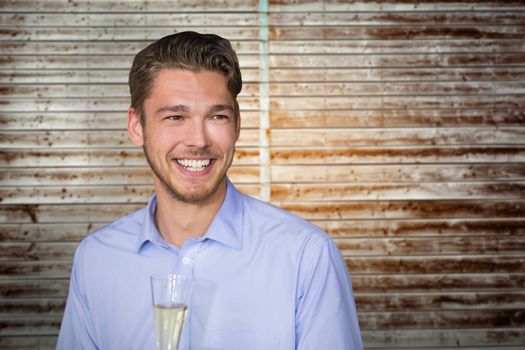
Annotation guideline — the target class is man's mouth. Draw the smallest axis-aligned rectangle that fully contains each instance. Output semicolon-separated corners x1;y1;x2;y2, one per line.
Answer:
176;159;212;172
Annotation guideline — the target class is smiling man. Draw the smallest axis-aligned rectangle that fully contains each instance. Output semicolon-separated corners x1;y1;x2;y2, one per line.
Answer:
57;32;363;350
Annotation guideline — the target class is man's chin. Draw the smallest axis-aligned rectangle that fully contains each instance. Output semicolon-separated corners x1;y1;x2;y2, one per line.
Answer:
164;181;225;204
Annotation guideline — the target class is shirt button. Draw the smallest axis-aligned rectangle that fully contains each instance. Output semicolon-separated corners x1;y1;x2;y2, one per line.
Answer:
182;257;190;265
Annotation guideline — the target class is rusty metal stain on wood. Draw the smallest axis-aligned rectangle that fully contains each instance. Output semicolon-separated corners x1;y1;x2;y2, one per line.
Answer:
357;309;525;330
0;279;70;298
270;182;525;201
361;328;525;347
314;219;525;238
351;273;525;293
279;200;525;220
270;109;525;128
270;146;525;165
346;255;525;274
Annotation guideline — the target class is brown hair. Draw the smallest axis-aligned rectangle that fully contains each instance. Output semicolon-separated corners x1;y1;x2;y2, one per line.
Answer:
128;31;242;125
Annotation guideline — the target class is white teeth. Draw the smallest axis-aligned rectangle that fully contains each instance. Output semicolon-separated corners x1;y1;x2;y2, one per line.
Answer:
176;159;211;172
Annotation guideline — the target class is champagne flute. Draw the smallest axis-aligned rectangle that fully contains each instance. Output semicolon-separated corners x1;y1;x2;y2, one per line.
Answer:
151;274;193;350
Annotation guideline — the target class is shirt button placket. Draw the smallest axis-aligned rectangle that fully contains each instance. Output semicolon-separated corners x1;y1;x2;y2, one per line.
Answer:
178;243;196;278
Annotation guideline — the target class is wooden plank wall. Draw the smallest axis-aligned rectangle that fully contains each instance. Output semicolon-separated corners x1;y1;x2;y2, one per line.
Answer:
1;0;524;348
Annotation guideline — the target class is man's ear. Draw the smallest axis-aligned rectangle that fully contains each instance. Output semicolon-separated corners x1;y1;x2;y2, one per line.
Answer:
128;107;144;146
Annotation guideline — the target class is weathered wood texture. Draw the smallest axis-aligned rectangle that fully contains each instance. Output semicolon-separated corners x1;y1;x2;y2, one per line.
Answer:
1;0;524;348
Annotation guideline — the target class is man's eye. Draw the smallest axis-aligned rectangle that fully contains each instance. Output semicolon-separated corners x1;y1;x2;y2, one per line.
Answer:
213;115;229;120
166;115;183;121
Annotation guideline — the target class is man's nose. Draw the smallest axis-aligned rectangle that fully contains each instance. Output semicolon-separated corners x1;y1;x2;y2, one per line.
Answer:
183;120;211;148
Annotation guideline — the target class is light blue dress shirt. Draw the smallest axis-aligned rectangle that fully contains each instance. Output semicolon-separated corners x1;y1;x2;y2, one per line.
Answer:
57;180;363;349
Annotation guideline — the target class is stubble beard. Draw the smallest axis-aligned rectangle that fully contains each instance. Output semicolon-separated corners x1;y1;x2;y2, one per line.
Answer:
142;142;233;204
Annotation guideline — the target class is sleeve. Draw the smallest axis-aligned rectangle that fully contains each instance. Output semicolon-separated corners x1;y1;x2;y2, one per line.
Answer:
295;236;363;350
56;243;99;350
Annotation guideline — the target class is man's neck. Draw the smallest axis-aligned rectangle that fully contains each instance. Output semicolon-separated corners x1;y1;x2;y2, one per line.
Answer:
154;182;227;247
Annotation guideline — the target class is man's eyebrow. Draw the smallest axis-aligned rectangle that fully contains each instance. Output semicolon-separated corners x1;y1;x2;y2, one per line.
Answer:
208;104;235;114
154;104;190;115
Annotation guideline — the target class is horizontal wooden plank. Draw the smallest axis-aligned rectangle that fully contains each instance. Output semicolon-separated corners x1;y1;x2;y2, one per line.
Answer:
0;68;260;84
2;235;524;261
270;127;525;147
0;243;76;261
2;39;522;56
1;219;524;242
0;13;259;26
0;335;56;349
0;298;65;316
1;255;523;278
0;27;260;41
2;291;524;317
0;110;260;129
268;1;525;12
1;200;523;224
0;309;522;337
279;200;525;220
2;273;524;298
270;164;525;183
355;291;525;312
2;0;523;13
270;182;525;201
269;38;525;55
270;67;525;83
270;146;525;165
3;67;525;85
0;317;61;336
314;219;525;238
3;12;525;27
0;128;260;148
352;273;525;293
3;128;523;149
269;53;525;68
358;309;525;330
269;81;525;96
270;96;525;110
0;279;69;298
4;53;523;71
362;328;525;348
269;11;525;26
0;183;261;204
7;95;523;114
347;255;525;275
0;327;524;349
0;273;525;298
0;0;258;12
3;163;520;188
0;96;261;112
0;223;104;242
0;148;259;167
0;203;141;224
270;26;525;40
8;81;525;99
0;166;260;186
337;235;525;256
0;55;259;70
0;261;73;279
0;82;260;98
270;109;525;128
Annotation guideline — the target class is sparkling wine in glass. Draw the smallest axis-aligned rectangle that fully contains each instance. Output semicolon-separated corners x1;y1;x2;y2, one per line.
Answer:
151;274;192;350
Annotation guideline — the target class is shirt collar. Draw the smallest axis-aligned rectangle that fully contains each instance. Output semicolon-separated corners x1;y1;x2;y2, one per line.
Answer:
136;179;244;252
204;179;243;250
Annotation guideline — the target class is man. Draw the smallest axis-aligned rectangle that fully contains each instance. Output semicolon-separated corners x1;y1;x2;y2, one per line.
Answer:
58;31;363;349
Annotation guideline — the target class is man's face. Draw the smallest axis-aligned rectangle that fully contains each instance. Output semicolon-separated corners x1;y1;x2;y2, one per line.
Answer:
128;69;240;204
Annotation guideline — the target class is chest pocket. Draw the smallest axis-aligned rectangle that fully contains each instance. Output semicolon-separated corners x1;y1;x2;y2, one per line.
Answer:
203;329;280;350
